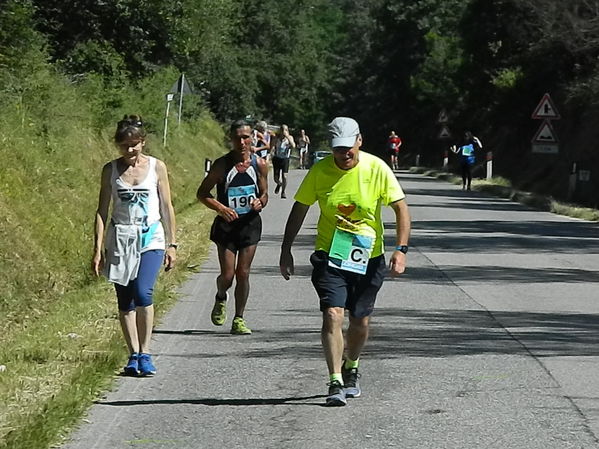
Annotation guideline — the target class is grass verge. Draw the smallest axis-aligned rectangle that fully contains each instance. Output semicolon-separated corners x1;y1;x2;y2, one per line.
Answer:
408;166;599;222
0;205;213;449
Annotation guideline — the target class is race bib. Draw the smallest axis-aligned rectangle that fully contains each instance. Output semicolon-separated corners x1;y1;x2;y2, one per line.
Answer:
228;185;257;214
328;228;373;275
461;144;474;156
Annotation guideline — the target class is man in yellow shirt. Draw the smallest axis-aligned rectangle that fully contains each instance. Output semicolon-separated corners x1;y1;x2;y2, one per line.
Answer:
279;117;411;406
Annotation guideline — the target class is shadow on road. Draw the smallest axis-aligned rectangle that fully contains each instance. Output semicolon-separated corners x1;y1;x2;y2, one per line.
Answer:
367;308;599;358
152;308;599;359
152;329;216;335
383;219;599;254
385;264;599;284
97;395;327;407
198;264;313;278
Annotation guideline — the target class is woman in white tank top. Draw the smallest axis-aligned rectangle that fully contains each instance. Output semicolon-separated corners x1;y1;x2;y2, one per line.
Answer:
92;115;177;377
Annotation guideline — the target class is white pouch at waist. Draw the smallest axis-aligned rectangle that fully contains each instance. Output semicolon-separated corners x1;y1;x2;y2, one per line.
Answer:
104;223;142;286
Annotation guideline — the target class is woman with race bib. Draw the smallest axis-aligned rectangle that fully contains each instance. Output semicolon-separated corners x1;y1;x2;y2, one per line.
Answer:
451;131;482;191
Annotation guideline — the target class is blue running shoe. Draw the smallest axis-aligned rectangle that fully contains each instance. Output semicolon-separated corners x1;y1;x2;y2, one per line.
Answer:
124;353;139;376
138;353;156;376
342;365;361;398
325;380;347;407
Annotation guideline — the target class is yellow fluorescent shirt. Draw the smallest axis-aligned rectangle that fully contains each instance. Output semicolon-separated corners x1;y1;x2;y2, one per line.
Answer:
294;151;405;258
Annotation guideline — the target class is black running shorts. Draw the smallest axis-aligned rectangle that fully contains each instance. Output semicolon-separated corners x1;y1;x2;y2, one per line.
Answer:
310;250;386;318
271;156;290;173
210;213;262;252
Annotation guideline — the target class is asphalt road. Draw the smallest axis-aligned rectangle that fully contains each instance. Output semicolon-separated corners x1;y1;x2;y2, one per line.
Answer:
62;169;599;449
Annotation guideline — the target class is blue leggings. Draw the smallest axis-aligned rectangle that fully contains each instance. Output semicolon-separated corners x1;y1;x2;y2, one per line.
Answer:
115;250;164;312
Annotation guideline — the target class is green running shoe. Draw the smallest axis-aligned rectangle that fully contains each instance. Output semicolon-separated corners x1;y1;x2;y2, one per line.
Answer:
231;316;252;335
211;293;228;326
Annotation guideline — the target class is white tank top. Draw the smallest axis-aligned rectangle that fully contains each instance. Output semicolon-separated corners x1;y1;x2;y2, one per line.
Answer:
110;156;165;251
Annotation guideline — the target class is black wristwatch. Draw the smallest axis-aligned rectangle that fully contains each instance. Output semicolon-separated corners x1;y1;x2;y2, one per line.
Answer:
168;243;178;249
395;245;409;254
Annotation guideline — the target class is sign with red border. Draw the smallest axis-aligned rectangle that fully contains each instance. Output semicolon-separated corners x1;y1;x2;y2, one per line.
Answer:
531;120;558;143
532;93;560;120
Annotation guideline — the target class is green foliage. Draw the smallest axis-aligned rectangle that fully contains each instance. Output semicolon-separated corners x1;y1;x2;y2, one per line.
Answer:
332;0;470;156
0;0;45;68
63;40;129;81
32;0;174;77
410;32;464;105
491;67;524;91
0;0;50;110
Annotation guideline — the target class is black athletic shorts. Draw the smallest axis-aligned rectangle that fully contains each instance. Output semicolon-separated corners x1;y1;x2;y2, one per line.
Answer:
272;156;290;173
310;250;386;318
210;213;262;252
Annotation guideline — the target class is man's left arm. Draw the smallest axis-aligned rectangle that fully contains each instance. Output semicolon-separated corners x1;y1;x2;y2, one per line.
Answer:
388;198;411;276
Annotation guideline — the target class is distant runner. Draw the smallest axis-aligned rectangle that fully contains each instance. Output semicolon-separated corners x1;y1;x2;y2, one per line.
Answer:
253;120;271;160
387;130;402;170
197;119;269;334
270;124;296;199
279;117;411;406
297;129;311;169
451;131;482;191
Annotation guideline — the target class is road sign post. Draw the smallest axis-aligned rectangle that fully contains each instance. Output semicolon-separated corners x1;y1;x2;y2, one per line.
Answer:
163;93;174;147
486;151;493;180
436;110;451;169
204;159;212;178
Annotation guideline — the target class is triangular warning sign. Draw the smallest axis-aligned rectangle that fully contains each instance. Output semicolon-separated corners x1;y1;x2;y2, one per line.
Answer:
170;74;194;94
532;93;560;119
532;120;558;143
438;125;451;139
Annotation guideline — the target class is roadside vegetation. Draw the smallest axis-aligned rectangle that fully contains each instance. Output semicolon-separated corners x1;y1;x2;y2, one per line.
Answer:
409;167;599;222
0;70;225;448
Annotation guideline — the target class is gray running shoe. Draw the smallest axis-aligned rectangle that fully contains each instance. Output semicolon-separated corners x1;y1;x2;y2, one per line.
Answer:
325;380;347;406
342;365;361;398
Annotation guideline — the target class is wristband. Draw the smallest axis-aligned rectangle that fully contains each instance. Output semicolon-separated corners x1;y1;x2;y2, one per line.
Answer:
395;245;408;254
168;243;178;249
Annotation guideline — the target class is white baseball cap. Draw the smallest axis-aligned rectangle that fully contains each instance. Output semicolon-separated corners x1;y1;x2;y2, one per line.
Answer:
328;117;360;148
